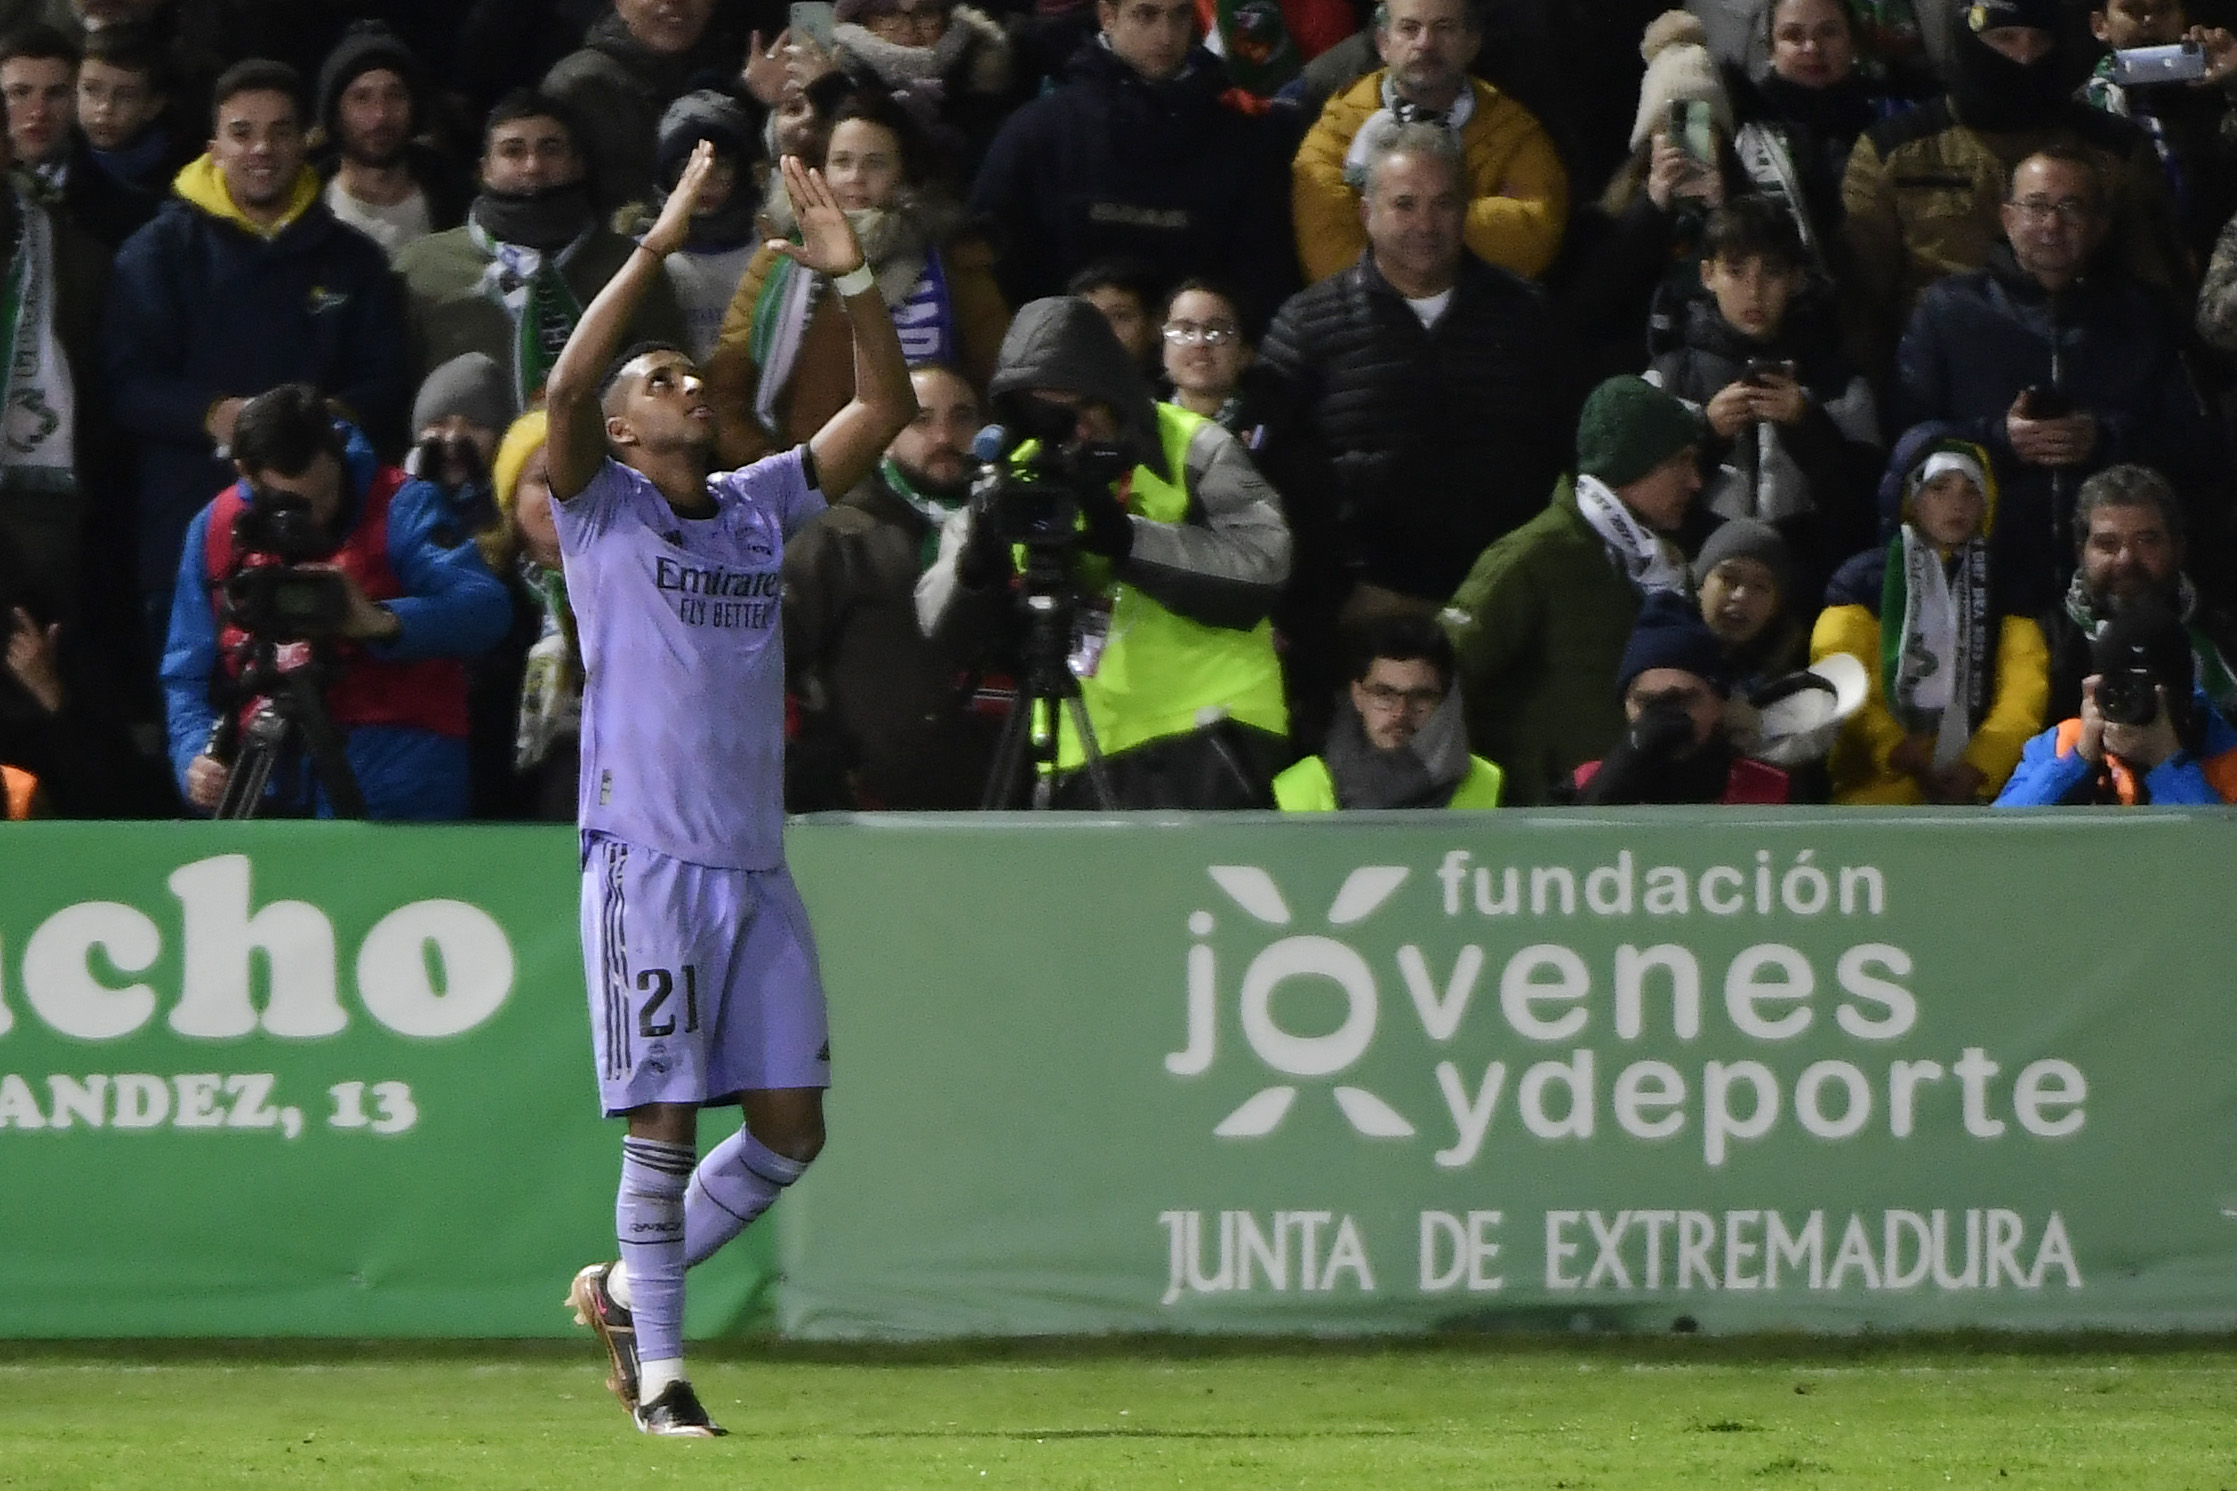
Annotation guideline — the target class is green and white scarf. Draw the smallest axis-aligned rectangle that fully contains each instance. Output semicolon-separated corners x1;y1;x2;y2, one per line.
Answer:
472;221;591;411
1882;526;1991;769
880;456;968;571
0;184;75;494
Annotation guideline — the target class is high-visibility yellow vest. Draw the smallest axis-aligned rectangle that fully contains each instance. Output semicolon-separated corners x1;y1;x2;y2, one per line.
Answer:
1272;753;1505;811
1016;404;1289;771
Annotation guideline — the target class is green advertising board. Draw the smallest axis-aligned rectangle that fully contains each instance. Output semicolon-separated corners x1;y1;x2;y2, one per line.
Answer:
3;811;2235;1339
780;808;2237;1338
0;823;772;1338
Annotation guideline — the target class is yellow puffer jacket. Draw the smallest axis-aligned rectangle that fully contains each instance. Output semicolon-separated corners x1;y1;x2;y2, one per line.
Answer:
1292;72;1567;284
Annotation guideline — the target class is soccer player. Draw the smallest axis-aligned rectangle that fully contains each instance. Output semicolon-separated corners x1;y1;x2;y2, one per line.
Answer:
547;141;914;1438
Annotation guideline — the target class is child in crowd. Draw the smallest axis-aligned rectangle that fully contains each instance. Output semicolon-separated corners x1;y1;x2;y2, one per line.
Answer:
1068;259;1163;376
2077;0;2237;259
1647;195;1878;602
1158;278;1270;449
1812;432;2048;804
75;27;181;207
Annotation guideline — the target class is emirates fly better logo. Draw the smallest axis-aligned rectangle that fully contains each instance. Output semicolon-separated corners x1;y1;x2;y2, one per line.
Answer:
1167;865;1415;1140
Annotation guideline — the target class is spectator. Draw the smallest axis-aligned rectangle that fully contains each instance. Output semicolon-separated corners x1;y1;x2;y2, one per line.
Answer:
623;88;760;363
797;0;1014;176
73;24;183;232
1442;373;1705;806
2077;0;2237;263
1556;10;1737;381
542;0;742;217
785;362;1002;809
1191;0;1354;110
966;0;1295;319
2039;462;2237;726
162;384;510;820
918;296;1292;808
1068;258;1162;375
1811;432;2048;804
0;588;175;817
1574;592;1793;802
0;104;103;633
1646;194;1878;597
405;351;510;538
1888;145;2223;607
468;407;580;821
1840;0;2183;369
105;58;407;627
2205;204;2237;352
1996;595;2237;803
393;89;686;420
709;89;1007;469
311;20;470;260
1692;514;1806;693
1;23;145;247
1290;0;1568;284
1271;612;1504;809
1158;278;1273;445
1260;126;1572;644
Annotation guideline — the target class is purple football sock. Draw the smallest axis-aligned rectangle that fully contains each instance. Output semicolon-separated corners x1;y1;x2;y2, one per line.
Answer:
617;1136;694;1366
684;1127;809;1267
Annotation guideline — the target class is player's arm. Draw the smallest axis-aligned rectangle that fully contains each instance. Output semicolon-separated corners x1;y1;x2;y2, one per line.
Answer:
544;141;723;502
774;155;917;500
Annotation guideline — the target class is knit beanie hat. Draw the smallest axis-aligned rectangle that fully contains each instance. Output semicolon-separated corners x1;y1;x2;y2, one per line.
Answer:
1618;591;1734;698
412;353;510;437
1629;11;1734;151
656;88;755;186
316;20;424;139
1576;375;1703;487
492;409;552;517
1691;517;1793;599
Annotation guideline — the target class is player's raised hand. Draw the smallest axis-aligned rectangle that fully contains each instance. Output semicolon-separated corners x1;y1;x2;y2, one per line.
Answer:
769;154;867;280
642;140;719;260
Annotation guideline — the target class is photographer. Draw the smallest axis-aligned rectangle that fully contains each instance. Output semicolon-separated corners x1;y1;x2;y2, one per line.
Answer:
161;384;512;819
1996;597;2237;804
917;296;1292;808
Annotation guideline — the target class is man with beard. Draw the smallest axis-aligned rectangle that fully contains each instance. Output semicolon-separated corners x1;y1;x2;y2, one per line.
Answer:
105;58;407;630
782;361;1002;809
1272;614;1503;809
2038;463;2237;726
1573;593;1792;804
311;21;469;260
1841;0;2183;371
394;90;685;421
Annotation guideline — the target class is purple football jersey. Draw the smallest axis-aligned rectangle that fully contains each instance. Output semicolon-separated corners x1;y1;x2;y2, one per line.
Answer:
555;450;825;869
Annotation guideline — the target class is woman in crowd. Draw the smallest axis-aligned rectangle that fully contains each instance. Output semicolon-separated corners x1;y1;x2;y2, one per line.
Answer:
707;87;1008;471
796;0;1013;178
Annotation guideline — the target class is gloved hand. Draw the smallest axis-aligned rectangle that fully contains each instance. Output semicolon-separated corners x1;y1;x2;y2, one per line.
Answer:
1074;482;1135;561
955;502;1016;591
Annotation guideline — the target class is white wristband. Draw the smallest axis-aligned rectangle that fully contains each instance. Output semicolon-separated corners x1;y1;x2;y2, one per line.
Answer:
831;262;875;298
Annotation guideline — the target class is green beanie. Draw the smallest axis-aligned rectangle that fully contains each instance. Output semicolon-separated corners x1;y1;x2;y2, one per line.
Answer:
1575;375;1703;488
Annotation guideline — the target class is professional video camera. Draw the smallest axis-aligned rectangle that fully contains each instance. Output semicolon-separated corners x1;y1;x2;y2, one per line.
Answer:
968;396;1133;810
220;487;351;641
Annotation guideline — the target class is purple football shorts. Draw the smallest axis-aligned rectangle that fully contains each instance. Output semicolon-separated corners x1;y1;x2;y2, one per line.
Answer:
580;834;831;1116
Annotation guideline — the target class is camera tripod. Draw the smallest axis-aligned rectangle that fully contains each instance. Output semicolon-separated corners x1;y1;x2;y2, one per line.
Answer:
982;543;1116;810
212;640;366;820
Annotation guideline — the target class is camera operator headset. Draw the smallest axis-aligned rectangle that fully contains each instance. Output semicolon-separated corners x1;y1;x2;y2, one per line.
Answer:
1995;597;2237;805
161;383;513;818
915;296;1293;809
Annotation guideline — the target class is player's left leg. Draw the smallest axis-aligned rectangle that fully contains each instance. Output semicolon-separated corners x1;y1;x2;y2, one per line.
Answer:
684;1088;824;1264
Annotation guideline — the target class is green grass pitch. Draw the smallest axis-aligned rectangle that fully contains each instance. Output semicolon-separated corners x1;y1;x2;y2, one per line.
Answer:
5;1336;2236;1489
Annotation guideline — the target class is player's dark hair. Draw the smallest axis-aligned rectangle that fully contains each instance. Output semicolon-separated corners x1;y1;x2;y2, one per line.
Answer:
232;384;346;477
0;23;80;71
483;87;580;157
211;58;303;127
1702;195;1808;270
1347;613;1456;690
598;340;692;402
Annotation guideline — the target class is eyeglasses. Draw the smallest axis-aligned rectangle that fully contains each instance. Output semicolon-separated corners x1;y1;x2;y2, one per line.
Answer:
1358;682;1444;713
1162;320;1240;346
2008;196;2096;226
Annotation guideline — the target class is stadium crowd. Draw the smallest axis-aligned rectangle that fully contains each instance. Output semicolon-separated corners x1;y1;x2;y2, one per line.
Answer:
2;0;2236;817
